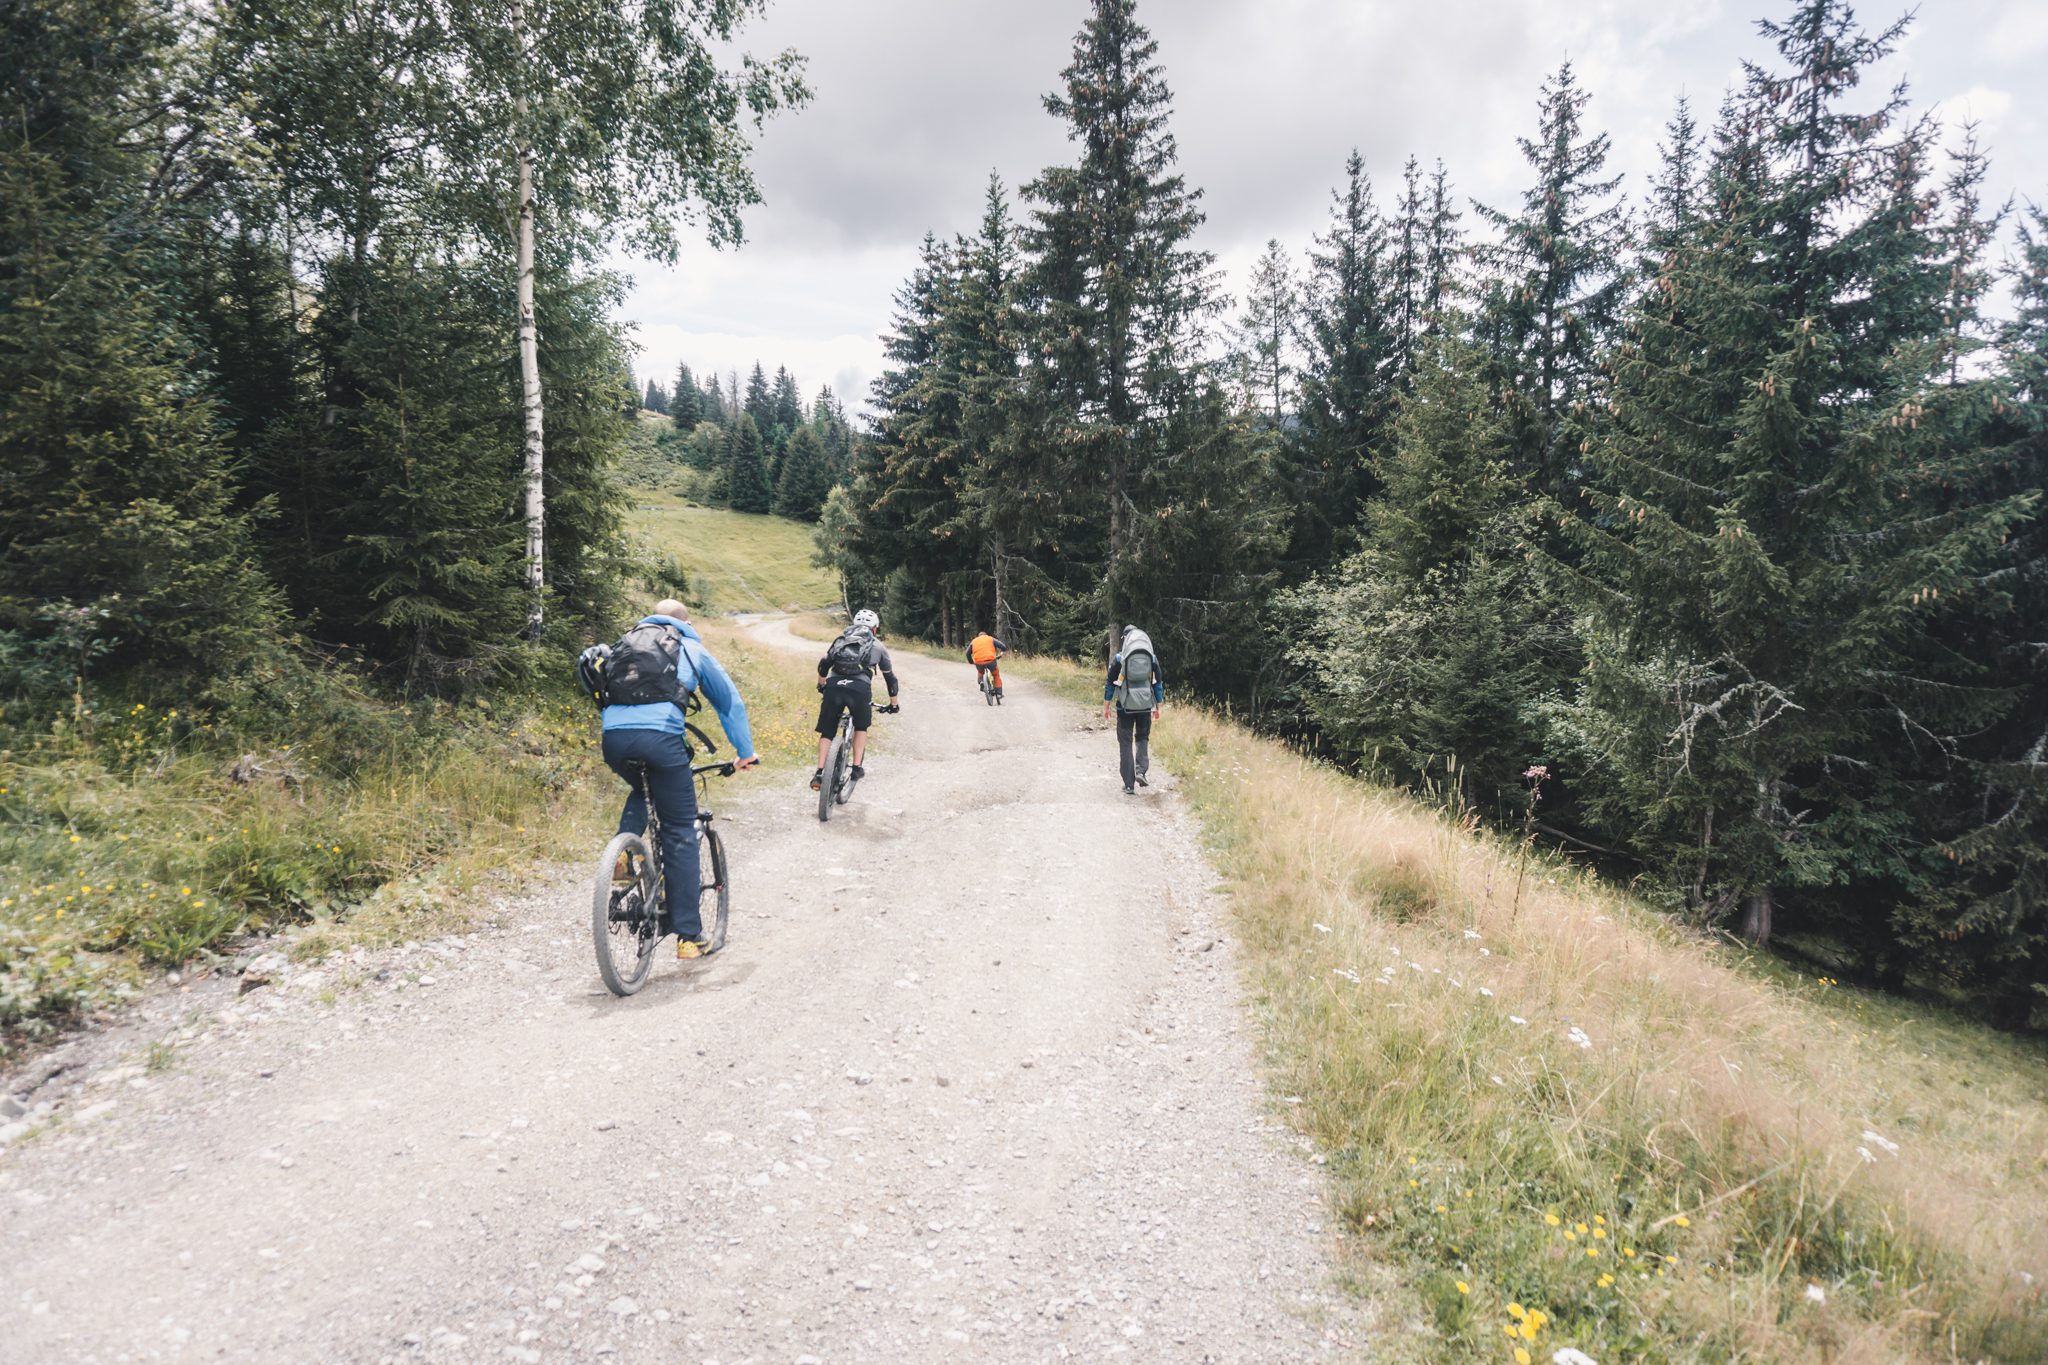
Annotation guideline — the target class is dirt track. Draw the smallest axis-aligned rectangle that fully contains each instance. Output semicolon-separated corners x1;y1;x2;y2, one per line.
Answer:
1;619;1368;1362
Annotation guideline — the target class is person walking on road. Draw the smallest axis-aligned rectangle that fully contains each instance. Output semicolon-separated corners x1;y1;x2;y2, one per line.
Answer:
578;599;758;959
965;628;1007;699
813;608;900;790
1103;624;1163;795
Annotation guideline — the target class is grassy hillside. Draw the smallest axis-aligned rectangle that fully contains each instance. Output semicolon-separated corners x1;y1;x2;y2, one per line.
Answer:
626;492;839;615
985;650;2048;1361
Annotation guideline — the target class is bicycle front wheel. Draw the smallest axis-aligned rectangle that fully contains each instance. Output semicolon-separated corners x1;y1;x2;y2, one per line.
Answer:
699;824;730;953
593;831;659;996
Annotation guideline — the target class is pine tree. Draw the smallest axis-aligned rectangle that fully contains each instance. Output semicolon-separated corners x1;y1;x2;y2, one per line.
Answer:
774;424;833;521
1390;156;1425;377
1550;1;2032;947
1290;150;1397;568
642;378;667;414
1021;0;1222;652
699;374;728;426
1474;60;1630;494
771;365;804;435
743;362;773;433
723;412;773;514
671;362;700;430
0;0;282;687
1286;334;1555;807
1421;159;1463;328
1230;239;1299;426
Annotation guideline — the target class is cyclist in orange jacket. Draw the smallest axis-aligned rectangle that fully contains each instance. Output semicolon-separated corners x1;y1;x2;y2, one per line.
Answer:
965;629;1007;699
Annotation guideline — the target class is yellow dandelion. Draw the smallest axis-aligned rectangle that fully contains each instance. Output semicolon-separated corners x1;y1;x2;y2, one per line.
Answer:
54;908;64;920
1408;1179;1419;1189
1507;1303;1526;1321
1586;1247;1598;1258
1528;1311;1547;1328
82;886;92;894
1543;1213;1561;1227
1575;1222;1588;1234
1515;1350;1531;1365
1597;1273;1614;1288
1435;1204;1447;1213
1594;1215;1606;1225
1456;1281;1469;1295
1503;1325;1520;1341
69;834;81;844
1519;1320;1537;1341
179;887;191;896
1564;1229;1578;1241
1623;1248;1636;1258
1593;1228;1607;1239
1674;1215;1692;1228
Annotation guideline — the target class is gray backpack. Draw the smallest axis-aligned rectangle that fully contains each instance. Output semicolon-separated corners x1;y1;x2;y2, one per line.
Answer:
1117;631;1157;713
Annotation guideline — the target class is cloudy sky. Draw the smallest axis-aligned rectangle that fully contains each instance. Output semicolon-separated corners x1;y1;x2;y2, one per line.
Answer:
610;0;2048;412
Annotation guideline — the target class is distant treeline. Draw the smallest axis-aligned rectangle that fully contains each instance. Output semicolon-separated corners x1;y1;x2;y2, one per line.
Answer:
629;362;859;522
825;0;2048;1026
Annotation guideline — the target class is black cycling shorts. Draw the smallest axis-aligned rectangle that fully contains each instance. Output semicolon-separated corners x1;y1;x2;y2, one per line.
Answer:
815;675;873;737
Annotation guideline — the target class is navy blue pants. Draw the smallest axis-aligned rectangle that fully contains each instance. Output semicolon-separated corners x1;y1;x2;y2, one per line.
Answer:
601;728;701;938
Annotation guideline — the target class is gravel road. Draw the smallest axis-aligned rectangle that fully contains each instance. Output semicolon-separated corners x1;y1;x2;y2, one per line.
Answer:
1;618;1370;1363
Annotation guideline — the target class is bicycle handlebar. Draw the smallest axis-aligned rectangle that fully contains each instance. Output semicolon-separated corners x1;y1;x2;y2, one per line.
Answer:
692;760;736;777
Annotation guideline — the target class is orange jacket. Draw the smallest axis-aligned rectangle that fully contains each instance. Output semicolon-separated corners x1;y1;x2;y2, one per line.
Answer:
968;633;1002;665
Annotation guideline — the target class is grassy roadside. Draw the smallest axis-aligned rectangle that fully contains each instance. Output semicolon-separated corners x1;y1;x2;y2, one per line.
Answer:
975;645;2047;1359
0;677;614;1053
1146;705;2048;1361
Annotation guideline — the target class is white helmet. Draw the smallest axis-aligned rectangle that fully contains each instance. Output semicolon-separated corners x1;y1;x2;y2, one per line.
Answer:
853;609;880;632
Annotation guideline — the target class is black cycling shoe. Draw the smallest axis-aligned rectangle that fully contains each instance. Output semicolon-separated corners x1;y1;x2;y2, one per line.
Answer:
849;764;866;781
809;768;823;791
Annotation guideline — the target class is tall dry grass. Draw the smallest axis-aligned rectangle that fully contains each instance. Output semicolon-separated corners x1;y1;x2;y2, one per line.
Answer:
1150;709;2048;1362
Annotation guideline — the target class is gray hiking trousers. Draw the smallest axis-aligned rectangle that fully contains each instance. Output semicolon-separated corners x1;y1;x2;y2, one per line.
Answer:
1116;709;1152;790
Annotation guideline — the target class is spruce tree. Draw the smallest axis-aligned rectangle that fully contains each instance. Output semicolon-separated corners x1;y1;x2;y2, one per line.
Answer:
698;374;728;426
1390;155;1425;377
671;362;700;430
0;0;282;686
1550;1;2032;947
774;424;833;521
1021;0;1222;652
771;366;804;435
642;379;667;414
1290;150;1397;568
723;413;773;514
743;362;773;433
1474;60;1630;494
1421;159;1463;327
1230;239;1299;427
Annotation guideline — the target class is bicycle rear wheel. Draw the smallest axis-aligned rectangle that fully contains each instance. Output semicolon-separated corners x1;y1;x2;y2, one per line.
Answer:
593;832;659;996
698;823;730;953
817;731;842;822
983;676;995;706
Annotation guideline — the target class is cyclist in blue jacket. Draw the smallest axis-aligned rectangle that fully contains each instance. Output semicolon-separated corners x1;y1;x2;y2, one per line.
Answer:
580;599;757;958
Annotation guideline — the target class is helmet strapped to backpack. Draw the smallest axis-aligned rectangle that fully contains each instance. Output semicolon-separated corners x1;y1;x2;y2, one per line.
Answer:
600;622;698;708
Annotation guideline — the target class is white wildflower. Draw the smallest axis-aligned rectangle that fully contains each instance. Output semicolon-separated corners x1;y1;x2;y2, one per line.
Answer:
1565;1026;1593;1050
1860;1129;1899;1156
1490;1075;1506;1086
1313;923;1332;935
1553;1349;1601;1365
1857;1146;1875;1163
1508;1015;1529;1026
1478;986;1494;997
1332;968;1360;983
1804;1284;1826;1305
1462;928;1481;941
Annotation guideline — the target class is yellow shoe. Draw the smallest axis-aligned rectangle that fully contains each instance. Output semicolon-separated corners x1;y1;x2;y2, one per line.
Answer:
676;935;710;960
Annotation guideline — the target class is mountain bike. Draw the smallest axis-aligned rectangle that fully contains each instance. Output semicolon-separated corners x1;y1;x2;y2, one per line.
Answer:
977;665;1003;707
592;722;734;996
818;702;898;822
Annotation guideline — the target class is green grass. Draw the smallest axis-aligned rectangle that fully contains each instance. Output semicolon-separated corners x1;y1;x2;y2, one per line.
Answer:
0;681;615;1053
625;492;839;614
1145;704;2048;1362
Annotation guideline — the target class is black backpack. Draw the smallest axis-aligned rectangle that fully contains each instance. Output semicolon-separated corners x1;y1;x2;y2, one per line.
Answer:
600;623;697;707
826;630;874;679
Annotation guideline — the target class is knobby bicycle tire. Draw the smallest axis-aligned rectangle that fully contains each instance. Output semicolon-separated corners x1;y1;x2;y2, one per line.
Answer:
592;831;658;996
699;823;730;953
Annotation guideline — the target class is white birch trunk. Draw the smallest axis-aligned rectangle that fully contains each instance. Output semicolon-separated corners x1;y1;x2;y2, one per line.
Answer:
515;0;546;635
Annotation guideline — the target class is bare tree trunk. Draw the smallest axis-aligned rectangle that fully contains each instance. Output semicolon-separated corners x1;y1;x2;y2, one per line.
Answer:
1739;886;1774;946
513;0;545;637
991;537;1009;643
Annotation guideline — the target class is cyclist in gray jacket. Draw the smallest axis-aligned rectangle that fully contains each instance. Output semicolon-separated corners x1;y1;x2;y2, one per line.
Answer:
1102;625;1163;794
